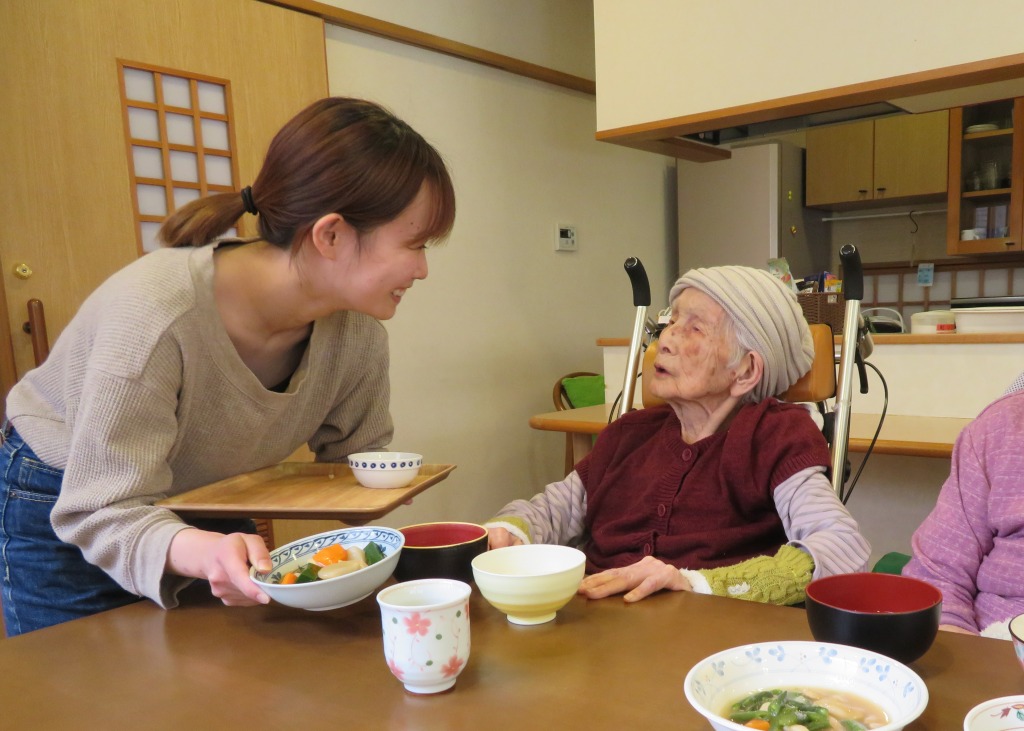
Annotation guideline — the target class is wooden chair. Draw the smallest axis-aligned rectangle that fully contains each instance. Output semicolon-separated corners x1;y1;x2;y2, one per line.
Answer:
553;371;600;475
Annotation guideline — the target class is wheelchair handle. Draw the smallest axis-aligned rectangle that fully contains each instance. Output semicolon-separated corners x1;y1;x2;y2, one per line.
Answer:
624;257;651;307
839;244;864;301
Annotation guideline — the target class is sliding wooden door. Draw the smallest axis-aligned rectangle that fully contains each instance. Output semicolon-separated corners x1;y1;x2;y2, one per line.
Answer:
0;0;328;385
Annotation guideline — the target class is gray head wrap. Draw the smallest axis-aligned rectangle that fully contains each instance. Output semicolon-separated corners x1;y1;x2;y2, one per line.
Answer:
668;266;813;402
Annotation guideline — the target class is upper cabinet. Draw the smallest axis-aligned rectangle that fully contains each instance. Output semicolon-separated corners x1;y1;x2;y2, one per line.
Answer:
946;98;1023;255
805;111;949;209
593;2;1024;161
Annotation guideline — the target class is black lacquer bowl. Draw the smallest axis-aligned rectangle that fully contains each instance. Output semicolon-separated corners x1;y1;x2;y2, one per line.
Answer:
394;521;488;583
805;572;942;664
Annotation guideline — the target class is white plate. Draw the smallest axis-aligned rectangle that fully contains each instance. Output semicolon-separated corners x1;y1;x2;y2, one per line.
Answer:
966;123;999;133
964;695;1024;730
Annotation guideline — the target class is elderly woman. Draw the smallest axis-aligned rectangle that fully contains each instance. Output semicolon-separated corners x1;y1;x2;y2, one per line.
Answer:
486;266;870;605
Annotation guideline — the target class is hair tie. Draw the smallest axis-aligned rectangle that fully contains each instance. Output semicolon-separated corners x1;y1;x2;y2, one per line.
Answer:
240;186;259;215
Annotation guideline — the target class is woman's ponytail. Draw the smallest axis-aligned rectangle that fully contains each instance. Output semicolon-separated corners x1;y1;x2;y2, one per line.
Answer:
158;191;250;248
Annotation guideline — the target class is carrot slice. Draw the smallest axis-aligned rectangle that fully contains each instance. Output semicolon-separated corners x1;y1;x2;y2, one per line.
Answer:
743;721;770;730
312;543;348;566
279;572;299;585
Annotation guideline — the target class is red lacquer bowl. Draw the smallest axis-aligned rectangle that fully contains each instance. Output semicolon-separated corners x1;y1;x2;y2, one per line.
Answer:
805;572;942;664
394;521;488;583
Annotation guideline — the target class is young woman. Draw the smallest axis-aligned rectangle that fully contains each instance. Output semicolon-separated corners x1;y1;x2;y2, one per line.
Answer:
0;97;455;635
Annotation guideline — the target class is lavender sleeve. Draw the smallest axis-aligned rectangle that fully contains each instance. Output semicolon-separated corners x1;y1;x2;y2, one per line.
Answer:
902;421;992;633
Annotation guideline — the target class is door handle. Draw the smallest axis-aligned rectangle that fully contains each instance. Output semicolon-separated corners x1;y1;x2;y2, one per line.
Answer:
22;299;49;367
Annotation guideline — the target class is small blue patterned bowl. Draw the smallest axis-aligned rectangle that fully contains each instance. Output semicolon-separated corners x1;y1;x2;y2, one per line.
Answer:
684;640;928;731
250;526;403;610
348;451;423;489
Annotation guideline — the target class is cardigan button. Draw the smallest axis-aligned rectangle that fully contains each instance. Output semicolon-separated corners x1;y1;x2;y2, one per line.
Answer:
682;448;693;460
643;543;652;555
657;504;666;517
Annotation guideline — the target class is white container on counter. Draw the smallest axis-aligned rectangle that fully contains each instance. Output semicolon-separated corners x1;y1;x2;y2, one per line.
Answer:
910;310;956;334
953;306;1024;334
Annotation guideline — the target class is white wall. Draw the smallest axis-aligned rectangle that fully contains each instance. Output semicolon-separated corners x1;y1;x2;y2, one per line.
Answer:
317;2;676;528
593;0;1024;132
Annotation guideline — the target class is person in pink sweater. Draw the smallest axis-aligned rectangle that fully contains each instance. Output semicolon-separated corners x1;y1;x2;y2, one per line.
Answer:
903;390;1024;639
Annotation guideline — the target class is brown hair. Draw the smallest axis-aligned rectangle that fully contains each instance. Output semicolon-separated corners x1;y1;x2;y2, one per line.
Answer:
159;97;455;250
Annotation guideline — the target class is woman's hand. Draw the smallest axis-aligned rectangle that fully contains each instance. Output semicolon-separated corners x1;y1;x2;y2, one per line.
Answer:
487;527;522;549
167;528;272;606
939;623;976;635
578;556;691;602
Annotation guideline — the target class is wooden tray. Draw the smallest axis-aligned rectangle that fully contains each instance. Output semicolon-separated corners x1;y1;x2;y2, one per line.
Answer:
156;463;456;521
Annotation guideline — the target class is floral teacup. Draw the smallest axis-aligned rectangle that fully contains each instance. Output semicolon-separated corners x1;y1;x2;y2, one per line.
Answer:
376;578;471;694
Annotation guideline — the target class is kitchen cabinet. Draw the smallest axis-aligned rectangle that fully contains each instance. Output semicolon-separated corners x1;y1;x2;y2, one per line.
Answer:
946;97;1023;255
805;111;948;208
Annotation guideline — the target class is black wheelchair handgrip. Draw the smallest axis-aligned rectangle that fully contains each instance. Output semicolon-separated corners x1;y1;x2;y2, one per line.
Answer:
624;257;651;307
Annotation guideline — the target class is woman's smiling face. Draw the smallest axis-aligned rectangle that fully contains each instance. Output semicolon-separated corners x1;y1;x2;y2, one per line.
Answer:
334;183;433;321
649;288;743;407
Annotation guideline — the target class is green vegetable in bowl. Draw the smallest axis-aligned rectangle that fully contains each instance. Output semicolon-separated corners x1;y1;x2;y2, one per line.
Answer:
295;564;321;584
729;690;831;730
725;688;885;730
363;541;385;566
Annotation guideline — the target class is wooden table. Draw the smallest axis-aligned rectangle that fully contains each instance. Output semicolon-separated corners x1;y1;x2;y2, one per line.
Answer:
530;405;970;464
1;585;1019;729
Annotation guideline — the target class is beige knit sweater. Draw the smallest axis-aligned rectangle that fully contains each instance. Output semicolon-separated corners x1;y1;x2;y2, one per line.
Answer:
6;244;393;607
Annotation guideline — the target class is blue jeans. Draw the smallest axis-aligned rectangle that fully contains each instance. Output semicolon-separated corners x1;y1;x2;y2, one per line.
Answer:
0;425;260;636
0;425;142;636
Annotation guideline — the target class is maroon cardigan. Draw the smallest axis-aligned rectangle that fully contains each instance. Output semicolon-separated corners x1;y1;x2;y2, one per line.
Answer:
575;400;830;573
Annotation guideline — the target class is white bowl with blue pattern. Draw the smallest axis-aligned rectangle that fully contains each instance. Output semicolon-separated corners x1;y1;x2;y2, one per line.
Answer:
684;640;928;731
250;526;403;610
348;451;423;488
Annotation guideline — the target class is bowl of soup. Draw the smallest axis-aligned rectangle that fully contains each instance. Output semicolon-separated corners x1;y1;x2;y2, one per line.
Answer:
1011;613;1024;673
684;640;928;731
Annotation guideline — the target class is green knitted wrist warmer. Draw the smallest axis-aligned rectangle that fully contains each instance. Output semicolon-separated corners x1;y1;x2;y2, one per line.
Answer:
697;545;814;605
484;515;533;543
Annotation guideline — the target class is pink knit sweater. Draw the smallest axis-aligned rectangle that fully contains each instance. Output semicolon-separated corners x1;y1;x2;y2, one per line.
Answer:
903;391;1024;634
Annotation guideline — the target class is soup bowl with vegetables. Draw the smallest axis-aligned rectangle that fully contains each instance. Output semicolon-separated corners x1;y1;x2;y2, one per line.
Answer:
250;526;403;611
684;640;928;731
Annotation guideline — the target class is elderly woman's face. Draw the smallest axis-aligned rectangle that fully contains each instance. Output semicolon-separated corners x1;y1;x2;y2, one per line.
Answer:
649;288;742;406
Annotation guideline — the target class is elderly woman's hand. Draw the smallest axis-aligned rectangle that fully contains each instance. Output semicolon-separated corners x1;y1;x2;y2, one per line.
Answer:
486;526;523;549
578;555;692;602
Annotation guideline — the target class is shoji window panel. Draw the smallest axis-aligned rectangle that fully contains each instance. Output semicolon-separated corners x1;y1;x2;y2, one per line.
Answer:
118;61;240;253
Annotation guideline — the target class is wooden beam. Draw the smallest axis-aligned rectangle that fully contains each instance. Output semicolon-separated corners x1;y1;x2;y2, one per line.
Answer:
259;0;595;95
607;135;731;163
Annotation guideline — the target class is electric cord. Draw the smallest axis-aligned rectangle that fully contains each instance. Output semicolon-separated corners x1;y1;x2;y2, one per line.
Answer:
607;370;643;424
839;360;888;505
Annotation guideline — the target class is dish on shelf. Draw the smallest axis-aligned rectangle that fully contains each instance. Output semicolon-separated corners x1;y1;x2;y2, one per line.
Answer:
966;123;1000;133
